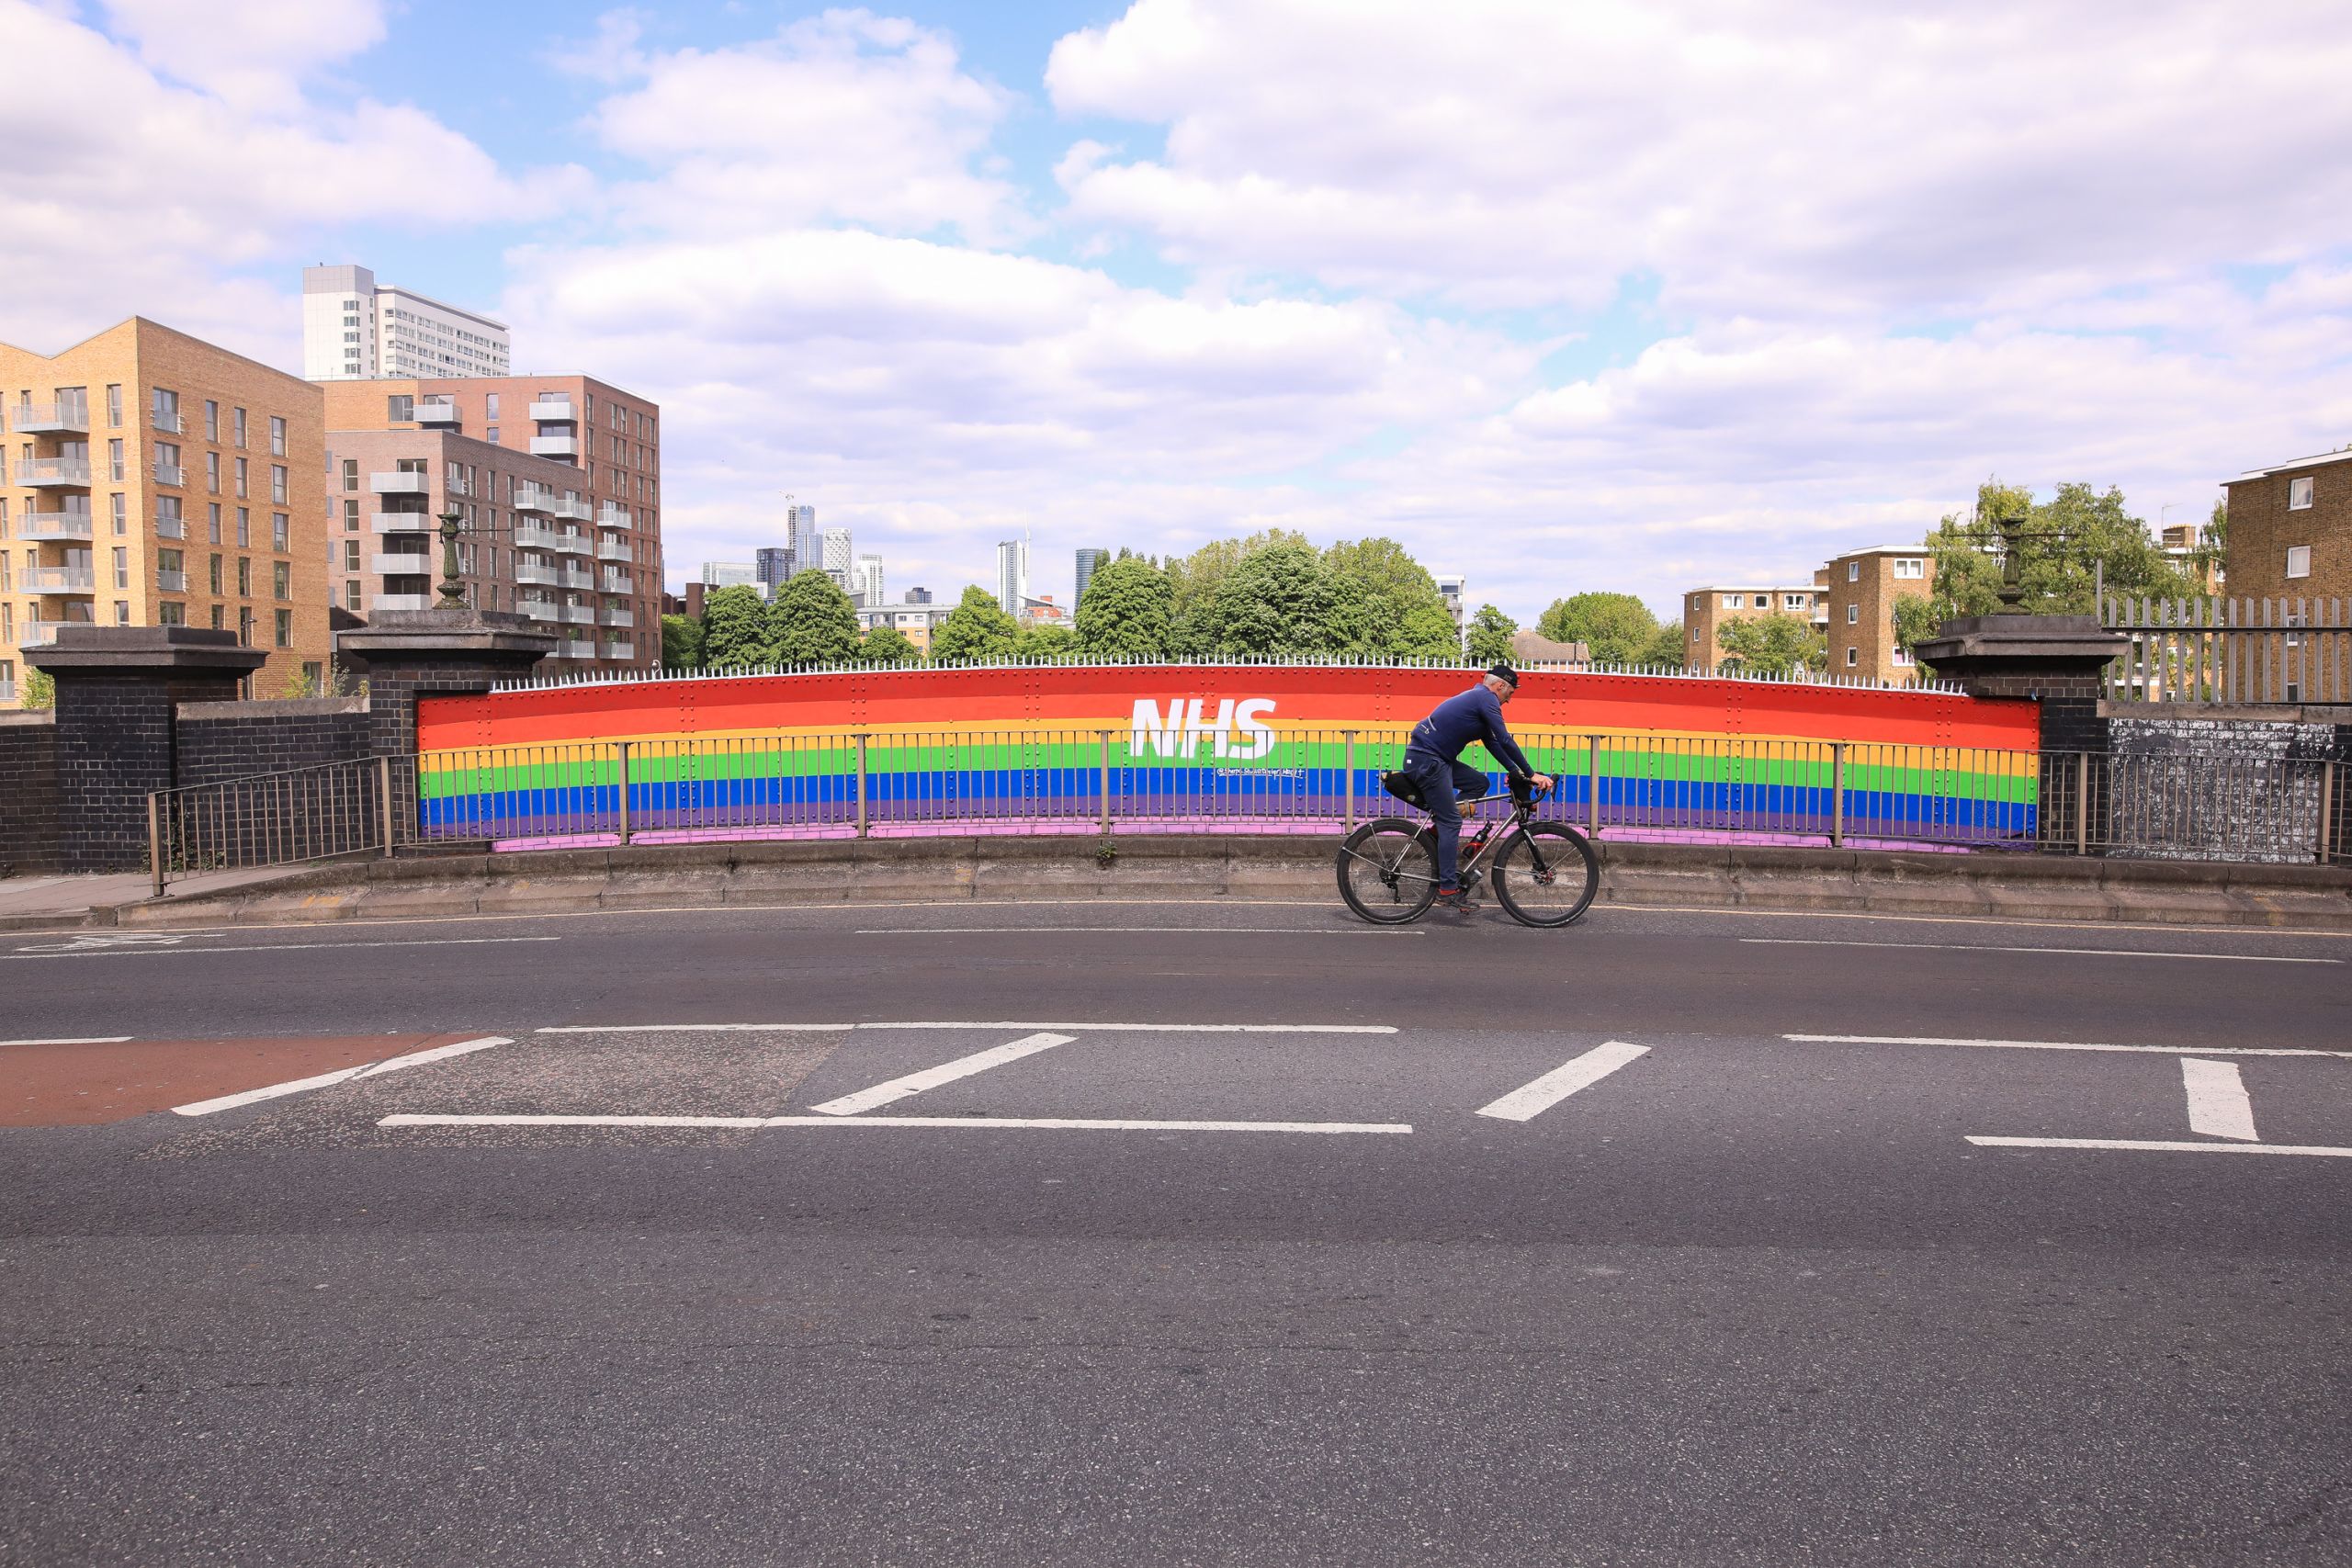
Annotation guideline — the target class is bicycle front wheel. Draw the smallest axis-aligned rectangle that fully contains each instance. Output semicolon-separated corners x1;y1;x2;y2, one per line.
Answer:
1336;818;1439;924
1490;821;1600;927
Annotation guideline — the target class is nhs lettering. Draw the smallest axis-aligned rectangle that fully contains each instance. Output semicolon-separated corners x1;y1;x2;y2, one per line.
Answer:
1130;697;1279;761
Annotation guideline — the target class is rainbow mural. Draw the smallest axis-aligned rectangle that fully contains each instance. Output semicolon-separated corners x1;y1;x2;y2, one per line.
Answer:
415;665;2044;849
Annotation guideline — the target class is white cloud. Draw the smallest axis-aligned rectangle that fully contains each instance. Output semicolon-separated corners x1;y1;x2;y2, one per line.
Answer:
98;0;387;109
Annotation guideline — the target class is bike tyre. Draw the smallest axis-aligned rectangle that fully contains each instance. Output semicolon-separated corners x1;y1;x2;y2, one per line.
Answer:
1490;821;1600;928
1336;818;1441;924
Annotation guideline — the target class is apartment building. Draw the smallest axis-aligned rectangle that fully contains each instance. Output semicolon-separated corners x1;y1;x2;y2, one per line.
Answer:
1680;581;1826;669
2223;447;2351;600
854;598;957;651
322;377;662;672
1821;545;1934;683
1074;547;1108;606
2;318;329;702
302;265;511;382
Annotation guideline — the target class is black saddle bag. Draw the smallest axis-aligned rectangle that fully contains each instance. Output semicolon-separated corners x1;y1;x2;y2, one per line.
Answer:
1380;769;1426;808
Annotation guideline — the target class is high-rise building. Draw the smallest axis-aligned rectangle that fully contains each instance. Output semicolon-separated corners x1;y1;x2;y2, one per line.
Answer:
301;265;511;382
320;375;662;672
1;317;332;700
905;586;932;604
754;547;793;592
995;536;1029;615
701;562;759;587
1434;573;1467;649
820;527;854;574
852;553;885;605
1074;547;1107;606
787;502;819;577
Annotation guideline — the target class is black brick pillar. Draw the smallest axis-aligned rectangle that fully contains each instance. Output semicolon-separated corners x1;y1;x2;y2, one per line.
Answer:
26;626;266;874
1915;614;2129;852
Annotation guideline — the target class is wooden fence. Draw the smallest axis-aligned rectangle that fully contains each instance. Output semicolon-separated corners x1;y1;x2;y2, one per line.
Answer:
2103;596;2351;705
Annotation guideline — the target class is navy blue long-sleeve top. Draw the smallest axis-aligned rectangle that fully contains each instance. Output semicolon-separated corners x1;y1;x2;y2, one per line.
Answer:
1408;683;1535;778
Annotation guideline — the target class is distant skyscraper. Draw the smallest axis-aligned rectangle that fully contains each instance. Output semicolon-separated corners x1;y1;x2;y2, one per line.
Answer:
995;536;1030;615
700;561;759;588
852;553;885;605
905;586;932;604
1074;547;1108;606
302;264;511;382
755;547;793;592
821;527;854;574
787;502;819;577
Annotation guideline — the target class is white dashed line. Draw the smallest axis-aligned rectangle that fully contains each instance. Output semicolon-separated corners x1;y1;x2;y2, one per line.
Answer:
1743;939;2338;964
853;927;1425;936
537;1021;1397;1035
0;1035;134;1046
1967;1137;2352;1158
809;1032;1076;1117
1786;1034;2352;1060
6;938;561;961
172;1036;511;1117
2180;1057;2260;1142
378;1113;1414;1134
1476;1042;1650;1122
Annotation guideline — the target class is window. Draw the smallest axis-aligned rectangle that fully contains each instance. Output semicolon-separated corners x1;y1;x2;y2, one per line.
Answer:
209;604;223;630
1894;558;1925;579
485;393;500;418
344;500;359;532
1690;625;1702;643
114;601;130;626
205;451;220;492
1892;646;1913;666
1847;561;1860;581
1845;647;1858;667
106;385;121;426
112;547;129;589
485;426;499;444
2286;546;2312;579
107;439;124;481
269;416;287;457
1846;604;1859;624
1783;593;1808;611
232;408;247;448
236;558;252;596
272;514;289;552
154;442;180;483
238;607;254;645
270;465;287;504
342;458;358;492
209;555;222;593
2289;476;2314;510
236;507;250;547
343;539;360;572
344;581;361;612
272;561;289;601
205;400;220;441
234;457;249;498
110;493;126;535
388;394;413;423
207;502;221;544
1752;594;1769;609
152;388;179;433
1721;593;1742;609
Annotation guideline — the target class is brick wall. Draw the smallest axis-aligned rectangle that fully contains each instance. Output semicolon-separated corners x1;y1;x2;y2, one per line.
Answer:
175;696;371;789
0;715;61;876
53;671;252;873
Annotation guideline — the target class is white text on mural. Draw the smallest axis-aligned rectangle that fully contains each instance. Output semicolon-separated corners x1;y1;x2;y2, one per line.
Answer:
1130;698;1278;760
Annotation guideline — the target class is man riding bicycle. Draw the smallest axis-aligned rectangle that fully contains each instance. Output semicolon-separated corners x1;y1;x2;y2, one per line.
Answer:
1404;664;1555;913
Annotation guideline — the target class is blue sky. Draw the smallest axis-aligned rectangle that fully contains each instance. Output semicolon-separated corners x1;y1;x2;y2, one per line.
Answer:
7;0;2350;617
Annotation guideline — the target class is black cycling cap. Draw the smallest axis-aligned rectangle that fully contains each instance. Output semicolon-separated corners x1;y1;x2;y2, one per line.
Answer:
1485;663;1520;687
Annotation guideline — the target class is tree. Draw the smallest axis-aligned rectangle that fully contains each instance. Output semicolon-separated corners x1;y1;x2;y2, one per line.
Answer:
701;584;776;669
1464;604;1518;665
1166;529;1310;655
767;569;861;663
930;585;1021;663
860;624;922;664
660;614;705;671
1204;541;1338;658
1074;554;1175;659
1013;621;1078;660
21;669;54;710
1635;621;1690;669
1715;612;1825;676
1323;536;1460;659
1536;592;1663;665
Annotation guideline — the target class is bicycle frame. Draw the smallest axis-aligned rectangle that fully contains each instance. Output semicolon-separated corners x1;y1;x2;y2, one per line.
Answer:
1341;784;1555;888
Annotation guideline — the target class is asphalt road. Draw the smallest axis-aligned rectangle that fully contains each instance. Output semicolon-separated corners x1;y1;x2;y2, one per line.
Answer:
2;898;2347;1566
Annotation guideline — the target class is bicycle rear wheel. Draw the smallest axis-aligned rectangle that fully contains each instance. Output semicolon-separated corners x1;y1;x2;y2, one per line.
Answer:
1490;821;1600;927
1336;818;1439;924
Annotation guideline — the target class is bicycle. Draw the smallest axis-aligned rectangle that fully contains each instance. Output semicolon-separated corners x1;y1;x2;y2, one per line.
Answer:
1335;773;1600;927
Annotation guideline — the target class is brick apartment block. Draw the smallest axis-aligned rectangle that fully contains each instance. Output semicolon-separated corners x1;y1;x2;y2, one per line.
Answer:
1822;544;1935;683
1680;582;1826;669
2224;446;2352;603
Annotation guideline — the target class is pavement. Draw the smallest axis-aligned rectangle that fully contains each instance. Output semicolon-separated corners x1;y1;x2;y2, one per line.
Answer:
0;865;308;931
1;898;2347;1565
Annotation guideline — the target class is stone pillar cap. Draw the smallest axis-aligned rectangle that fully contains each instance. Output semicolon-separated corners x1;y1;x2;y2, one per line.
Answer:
338;608;560;662
25;624;268;675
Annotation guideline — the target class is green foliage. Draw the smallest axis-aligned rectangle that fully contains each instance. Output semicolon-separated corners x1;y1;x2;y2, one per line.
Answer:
1012;620;1079;660
1464;604;1518;665
767;570;860;663
660;614;705;671
273;662;357;699
2192;497;2228;579
1920;479;2199;622
1535;592;1663;664
1074;554;1175;658
1715;613;1826;676
1636;621;1690;669
859;624;922;665
930;585;1021;663
1204;541;1338;658
1166;529;1310;655
1891;596;1942;671
1323;536;1461;659
702;584;778;669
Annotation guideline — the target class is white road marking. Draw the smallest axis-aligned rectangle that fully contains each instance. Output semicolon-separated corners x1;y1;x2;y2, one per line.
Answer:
1785;1033;2352;1060
6;937;560;961
2180;1057;2260;1141
0;1035;134;1046
1476;1042;1650;1122
537;1021;1397;1035
809;1032;1077;1117
854;926;1425;937
1743;938;2337;964
1967;1136;2352;1158
378;1113;1413;1134
15;932;188;952
171;1035;511;1117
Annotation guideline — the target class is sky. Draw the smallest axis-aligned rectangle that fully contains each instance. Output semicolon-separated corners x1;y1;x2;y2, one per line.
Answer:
4;0;2349;622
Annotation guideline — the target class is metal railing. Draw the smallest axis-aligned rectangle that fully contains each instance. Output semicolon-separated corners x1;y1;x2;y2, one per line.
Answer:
2105;595;2352;705
147;757;414;894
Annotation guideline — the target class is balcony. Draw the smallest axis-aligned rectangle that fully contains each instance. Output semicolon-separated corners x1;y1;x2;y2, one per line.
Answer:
20;625;63;647
551;497;594;523
557;604;595;626
156;569;187;592
597;503;630;528
370;471;431;496
597;538;633;563
529;434;578;458
599;570;633;593
373;593;435;612
515;561;560;587
25;566;96;593
11;403;90;435
529;398;576;423
560;638;597;660
17;457;92;488
371;513;433;535
19;512;95;542
371;552;434;575
515;597;558;622
512;523;565;551
415;398;459;426
600;606;635;628
604;642;636;662
152;408;182;435
512;485;557;515
558;567;594;591
153;462;184;488
153;515;186;539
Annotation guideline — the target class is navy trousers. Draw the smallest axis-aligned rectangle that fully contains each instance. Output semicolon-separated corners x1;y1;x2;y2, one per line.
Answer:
1403;750;1490;890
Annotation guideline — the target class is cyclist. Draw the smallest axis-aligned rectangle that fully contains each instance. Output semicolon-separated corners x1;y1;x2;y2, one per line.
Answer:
1403;664;1554;912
